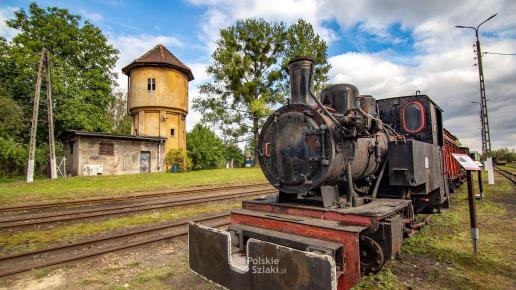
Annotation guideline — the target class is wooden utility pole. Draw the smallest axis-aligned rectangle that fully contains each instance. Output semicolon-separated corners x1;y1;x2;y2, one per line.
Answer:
46;49;57;179
26;48;57;183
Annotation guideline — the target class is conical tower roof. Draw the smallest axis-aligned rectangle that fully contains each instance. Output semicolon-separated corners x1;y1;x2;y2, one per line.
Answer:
122;44;194;81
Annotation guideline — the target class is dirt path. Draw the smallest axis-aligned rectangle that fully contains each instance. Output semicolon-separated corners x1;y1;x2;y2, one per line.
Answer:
0;237;220;290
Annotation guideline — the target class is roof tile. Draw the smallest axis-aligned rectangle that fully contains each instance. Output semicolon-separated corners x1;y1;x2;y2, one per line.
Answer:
122;44;194;81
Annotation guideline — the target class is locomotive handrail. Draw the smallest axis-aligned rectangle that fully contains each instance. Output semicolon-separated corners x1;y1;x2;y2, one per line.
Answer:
306;61;344;131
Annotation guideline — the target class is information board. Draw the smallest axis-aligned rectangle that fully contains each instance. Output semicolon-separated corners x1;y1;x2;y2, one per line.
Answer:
451;153;481;171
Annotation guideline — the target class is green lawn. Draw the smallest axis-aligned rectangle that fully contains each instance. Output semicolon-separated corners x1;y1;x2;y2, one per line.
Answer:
498;163;516;174
0;168;266;206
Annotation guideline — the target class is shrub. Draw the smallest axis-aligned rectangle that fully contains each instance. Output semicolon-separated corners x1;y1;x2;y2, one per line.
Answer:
0;138;27;176
186;124;226;170
0;138;64;177
164;149;191;172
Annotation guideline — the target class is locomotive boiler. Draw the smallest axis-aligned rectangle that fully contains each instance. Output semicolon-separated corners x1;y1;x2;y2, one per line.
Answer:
188;57;456;290
258;58;395;208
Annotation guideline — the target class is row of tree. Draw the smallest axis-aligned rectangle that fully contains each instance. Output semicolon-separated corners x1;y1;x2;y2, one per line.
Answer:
488;148;516;164
0;3;122;175
165;124;246;171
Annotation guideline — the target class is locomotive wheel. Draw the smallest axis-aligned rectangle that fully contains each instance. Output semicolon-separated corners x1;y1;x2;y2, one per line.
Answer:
359;235;385;274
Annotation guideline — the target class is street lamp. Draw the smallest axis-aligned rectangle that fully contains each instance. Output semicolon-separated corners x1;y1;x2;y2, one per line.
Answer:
456;13;497;156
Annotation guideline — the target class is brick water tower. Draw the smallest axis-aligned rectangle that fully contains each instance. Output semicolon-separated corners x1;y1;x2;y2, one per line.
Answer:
122;44;194;155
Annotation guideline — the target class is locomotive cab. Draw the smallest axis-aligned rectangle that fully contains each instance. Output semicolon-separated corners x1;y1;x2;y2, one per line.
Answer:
377;96;450;213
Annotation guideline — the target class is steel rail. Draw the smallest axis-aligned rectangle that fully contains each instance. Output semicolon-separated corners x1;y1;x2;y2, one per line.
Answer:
0;189;276;229
0;213;230;277
494;167;516;184
0;182;268;213
0;186;273;224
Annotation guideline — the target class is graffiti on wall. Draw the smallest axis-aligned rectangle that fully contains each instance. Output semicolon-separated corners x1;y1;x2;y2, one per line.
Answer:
88;153;102;161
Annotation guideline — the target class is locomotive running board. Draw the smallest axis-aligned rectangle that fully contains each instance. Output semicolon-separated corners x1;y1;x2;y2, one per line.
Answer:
188;222;337;290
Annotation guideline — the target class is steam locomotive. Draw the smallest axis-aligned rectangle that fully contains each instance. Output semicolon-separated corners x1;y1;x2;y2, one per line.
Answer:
189;58;466;290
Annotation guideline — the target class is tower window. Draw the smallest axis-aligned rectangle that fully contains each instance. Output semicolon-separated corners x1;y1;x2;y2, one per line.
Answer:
170;129;175;137
147;78;156;91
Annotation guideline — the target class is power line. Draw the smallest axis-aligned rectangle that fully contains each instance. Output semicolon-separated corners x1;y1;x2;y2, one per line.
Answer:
483;51;516;56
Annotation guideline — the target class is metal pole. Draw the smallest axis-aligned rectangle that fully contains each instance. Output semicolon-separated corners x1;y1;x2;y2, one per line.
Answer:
26;49;47;183
474;31;492;156
63;157;67;179
466;171;479;256
456;14;496;157
45;51;57;179
477;169;484;202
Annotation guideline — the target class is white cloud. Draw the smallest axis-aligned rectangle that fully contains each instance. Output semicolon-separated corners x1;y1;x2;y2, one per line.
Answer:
329;53;408;97
0;6;18;40
186;87;203;131
186;62;211;131
189;0;338;52
79;9;104;22
188;62;210;85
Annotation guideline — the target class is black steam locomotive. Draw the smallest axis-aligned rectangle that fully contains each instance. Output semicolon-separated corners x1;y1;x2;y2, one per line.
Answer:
189;58;457;290
259;57;449;214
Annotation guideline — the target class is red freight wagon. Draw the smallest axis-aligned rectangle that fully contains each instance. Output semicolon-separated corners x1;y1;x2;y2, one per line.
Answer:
443;128;467;190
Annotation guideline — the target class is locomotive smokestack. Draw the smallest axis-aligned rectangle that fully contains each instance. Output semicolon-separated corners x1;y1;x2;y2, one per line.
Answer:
288;57;317;106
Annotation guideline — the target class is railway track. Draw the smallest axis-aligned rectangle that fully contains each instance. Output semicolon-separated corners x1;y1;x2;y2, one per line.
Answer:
495;167;516;184
0;213;230;278
0;182;269;213
0;187;276;230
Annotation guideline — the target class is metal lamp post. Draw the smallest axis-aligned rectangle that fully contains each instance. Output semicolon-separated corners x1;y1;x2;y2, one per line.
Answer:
456;13;497;157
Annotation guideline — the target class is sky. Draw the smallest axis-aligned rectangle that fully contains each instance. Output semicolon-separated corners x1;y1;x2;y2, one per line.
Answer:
1;0;515;152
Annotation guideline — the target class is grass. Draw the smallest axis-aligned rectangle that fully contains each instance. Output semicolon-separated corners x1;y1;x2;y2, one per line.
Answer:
498;163;516;174
0;168;265;206
355;171;515;289
0;199;241;254
33;268;51;279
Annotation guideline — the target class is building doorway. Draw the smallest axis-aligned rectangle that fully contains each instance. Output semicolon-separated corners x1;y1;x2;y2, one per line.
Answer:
140;151;151;173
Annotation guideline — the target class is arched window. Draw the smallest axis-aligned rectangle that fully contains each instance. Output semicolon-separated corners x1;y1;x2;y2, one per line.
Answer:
401;101;425;133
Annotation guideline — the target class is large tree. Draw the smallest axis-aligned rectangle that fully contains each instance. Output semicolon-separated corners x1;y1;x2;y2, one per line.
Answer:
110;91;132;135
0;85;24;141
187;124;227;170
193;19;286;162
0;3;119;143
283;19;331;93
193;19;330;162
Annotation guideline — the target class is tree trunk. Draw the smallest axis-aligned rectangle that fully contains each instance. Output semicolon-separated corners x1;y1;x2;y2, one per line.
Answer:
253;117;259;167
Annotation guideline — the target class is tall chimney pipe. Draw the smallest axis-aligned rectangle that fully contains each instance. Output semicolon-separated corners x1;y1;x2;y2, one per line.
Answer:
288;57;316;106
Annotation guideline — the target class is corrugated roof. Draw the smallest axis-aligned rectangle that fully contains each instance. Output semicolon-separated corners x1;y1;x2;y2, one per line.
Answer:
61;130;166;142
121;44;194;81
